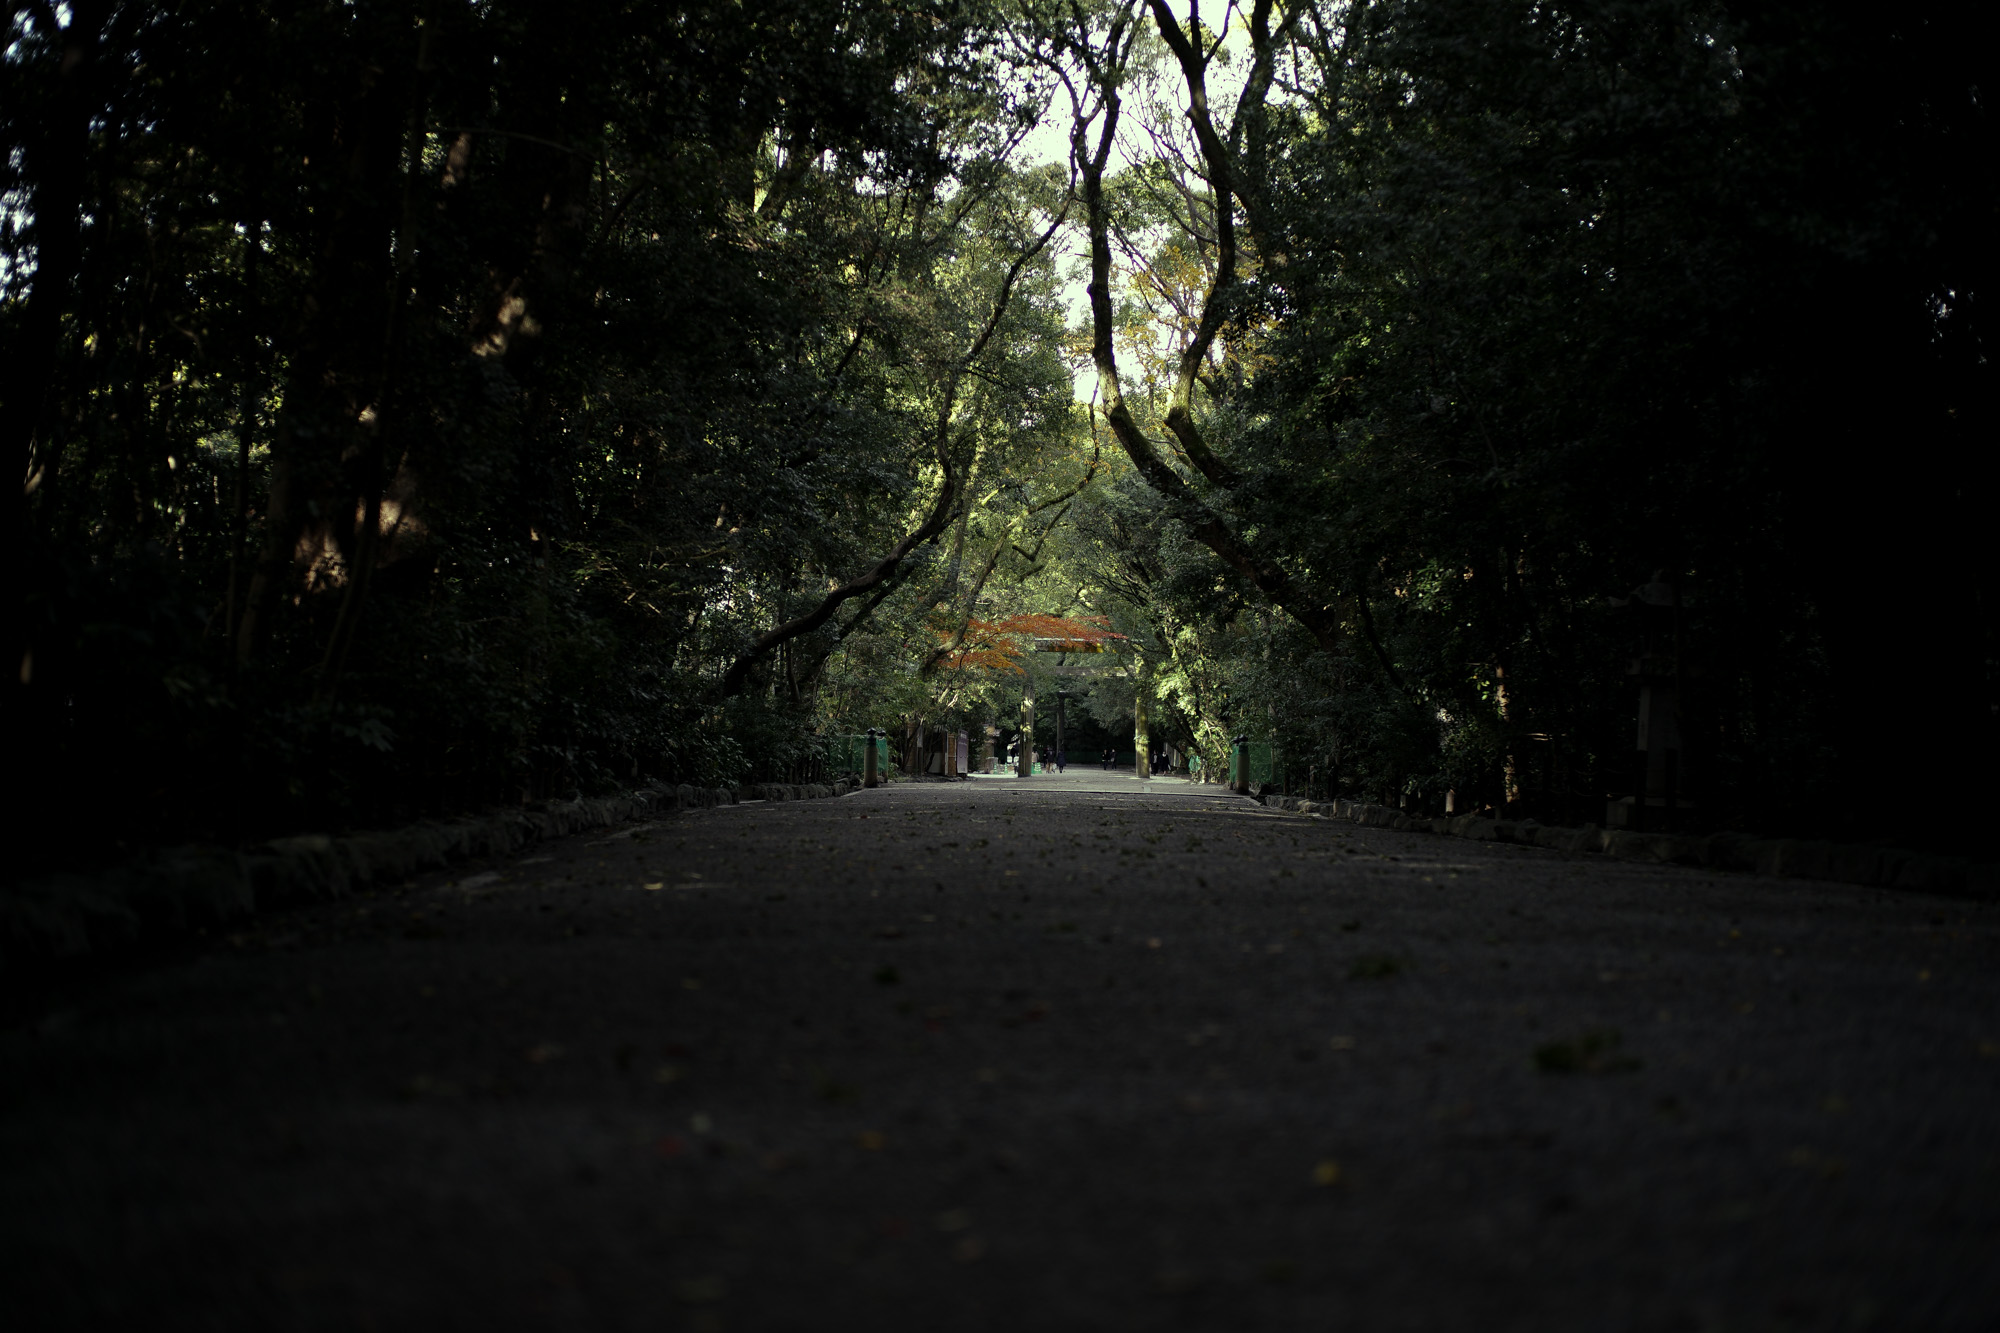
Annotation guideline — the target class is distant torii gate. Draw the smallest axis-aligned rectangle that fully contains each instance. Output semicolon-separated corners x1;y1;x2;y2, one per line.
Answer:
1015;640;1147;780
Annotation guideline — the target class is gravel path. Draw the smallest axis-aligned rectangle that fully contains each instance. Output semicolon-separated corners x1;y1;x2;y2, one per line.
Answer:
5;774;1997;1331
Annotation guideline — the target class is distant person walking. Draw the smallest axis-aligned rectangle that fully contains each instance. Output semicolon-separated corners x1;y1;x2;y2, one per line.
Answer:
1055;748;1067;773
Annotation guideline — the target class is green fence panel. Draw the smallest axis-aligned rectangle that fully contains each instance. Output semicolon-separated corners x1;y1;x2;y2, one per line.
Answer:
1252;741;1273;786
1226;742;1274;788
826;734;890;776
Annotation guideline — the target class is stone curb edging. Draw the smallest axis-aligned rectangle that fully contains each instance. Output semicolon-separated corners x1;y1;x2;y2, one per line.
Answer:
3;778;862;974
1253;794;1999;902
734;780;856;803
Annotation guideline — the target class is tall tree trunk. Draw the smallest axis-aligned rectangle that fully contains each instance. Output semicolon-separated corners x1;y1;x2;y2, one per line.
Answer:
314;6;438;701
237;39;409;667
1134;655;1151;781
224;223;262;652
9;0;112;683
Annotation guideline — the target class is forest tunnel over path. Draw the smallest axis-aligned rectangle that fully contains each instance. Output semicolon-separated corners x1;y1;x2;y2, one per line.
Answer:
6;783;1996;1328
10;0;1988;858
5;0;1991;1322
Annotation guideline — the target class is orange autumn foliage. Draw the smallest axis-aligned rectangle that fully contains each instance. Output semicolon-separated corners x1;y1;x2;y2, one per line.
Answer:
940;613;1125;673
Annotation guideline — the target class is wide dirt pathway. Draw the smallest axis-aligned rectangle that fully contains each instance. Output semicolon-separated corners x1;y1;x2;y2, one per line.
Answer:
5;776;1997;1330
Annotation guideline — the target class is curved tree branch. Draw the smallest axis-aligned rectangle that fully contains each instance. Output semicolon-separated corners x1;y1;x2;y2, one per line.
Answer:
1072;1;1344;659
719;156;1072;697
719;454;960;697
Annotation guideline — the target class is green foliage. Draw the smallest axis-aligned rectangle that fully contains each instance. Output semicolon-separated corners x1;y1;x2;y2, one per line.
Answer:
5;0;1090;856
1048;0;1993;839
5;0;1988;862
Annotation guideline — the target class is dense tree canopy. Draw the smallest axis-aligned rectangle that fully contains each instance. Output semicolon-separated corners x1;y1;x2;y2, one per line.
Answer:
4;0;1989;866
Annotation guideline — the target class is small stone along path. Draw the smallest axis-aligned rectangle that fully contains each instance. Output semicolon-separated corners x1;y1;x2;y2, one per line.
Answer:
4;776;1997;1330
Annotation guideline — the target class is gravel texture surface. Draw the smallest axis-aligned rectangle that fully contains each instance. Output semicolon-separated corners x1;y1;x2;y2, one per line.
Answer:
4;773;1998;1331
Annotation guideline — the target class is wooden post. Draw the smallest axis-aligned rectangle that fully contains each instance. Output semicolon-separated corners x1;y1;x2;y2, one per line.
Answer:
863;728;881;788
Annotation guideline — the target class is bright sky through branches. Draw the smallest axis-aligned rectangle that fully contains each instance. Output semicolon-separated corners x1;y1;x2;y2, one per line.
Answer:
1005;3;1260;403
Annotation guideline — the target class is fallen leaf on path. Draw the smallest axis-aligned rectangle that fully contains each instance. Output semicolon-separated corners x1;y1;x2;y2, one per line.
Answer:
1312;1159;1341;1186
675;1276;726;1304
1535;1029;1639;1075
1787;1146;1847;1179
856;1130;886;1150
403;1074;462;1099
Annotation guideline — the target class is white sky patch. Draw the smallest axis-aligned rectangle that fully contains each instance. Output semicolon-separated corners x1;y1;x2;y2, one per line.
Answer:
1001;11;1259;404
